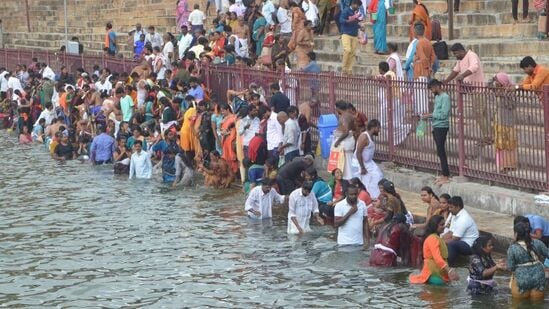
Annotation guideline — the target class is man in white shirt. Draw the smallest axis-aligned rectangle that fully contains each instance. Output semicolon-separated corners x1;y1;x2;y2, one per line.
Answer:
245;178;285;219
238;105;261;158
302;0;319;27
262;0;276;26
287;181;324;234
7;71;23;100
277;109;300;163
229;0;246;17
41;63;56;81
145;26;164;49
188;4;206;33
129;23;145;47
277;2;292;36
266;108;283;160
95;75;113;95
442;196;479;266
35;102;56;126
129;140;153;179
334;184;370;247
178;25;193;60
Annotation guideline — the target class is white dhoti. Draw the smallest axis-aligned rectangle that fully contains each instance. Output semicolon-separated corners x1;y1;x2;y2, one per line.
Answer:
413;76;429;116
332;131;356;180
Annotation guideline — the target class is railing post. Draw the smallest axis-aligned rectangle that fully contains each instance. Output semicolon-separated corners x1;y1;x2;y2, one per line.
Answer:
457;81;466;178
448;0;454;41
387;78;395;161
4;49;7;67
239;64;244;89
329;71;335;113
17;49;21;65
205;62;211;90
543;85;549;191
46;50;50;66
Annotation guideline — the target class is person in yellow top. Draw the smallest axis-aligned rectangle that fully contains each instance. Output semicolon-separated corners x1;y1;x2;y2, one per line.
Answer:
517;56;549;91
180;96;198;160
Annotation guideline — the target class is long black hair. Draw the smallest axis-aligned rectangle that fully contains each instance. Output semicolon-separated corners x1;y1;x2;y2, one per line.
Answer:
425;215;444;236
514;222;541;261
471;235;495;269
384;213;408;238
421;186;439;201
379;179;408;215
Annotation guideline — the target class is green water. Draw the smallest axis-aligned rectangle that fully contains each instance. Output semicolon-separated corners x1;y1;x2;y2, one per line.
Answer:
0;131;547;308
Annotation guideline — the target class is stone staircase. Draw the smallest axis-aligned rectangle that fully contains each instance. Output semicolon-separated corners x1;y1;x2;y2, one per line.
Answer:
314;0;549;83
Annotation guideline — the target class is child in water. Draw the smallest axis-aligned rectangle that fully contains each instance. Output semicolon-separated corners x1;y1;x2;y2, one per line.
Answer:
19;125;32;144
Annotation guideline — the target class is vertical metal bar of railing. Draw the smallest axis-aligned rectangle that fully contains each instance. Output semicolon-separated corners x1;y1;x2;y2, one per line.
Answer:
457;81;466;178
387;78;395;161
328;72;335;113
543;85;549;191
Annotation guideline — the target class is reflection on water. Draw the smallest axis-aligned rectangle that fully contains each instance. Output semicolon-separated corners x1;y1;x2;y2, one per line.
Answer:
0;131;547;308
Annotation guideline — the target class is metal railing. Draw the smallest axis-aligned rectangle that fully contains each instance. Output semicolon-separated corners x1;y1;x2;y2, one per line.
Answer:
1;48;548;192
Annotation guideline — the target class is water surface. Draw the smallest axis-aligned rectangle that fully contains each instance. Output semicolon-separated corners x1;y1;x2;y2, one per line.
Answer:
0;131;546;308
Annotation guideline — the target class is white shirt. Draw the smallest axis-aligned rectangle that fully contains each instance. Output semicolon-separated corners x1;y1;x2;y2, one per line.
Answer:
188;9;206;26
267;112;283;150
36;108;56;126
189;44;204;57
238;115;261;146
145;32;164;49
133;29;145;45
0;71;8;92
178;33;194;59
447;208;479;247
129;151;153;179
153;54;167;80
277;7;292;34
95;80;113;94
282;118;300;154
7;76;23;93
229;3;246;17
287;188;319;234
162;41;174;68
302;1;319;24
42;66;56;81
245;186;285;219
262;0;276;25
334;200;367;245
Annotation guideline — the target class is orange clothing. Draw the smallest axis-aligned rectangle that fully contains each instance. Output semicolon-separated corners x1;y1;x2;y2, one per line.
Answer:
409;5;432;41
409;234;450;284
180;107;197;151
413;37;436;79
59;93;68;113
522;65;549;91
221;114;238;173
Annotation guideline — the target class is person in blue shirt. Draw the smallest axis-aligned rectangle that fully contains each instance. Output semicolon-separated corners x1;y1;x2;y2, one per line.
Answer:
134;33;146;60
339;0;363;75
187;77;204;101
515;215;549;247
303;167;333;219
90;124;116;165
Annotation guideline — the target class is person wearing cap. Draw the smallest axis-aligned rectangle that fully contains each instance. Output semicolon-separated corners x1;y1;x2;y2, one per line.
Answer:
129;140;153;179
245;178;286;220
90;124;116;165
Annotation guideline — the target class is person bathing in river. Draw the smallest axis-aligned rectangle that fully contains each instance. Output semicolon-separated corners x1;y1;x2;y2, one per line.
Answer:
287;181;325;235
199;150;234;188
370;214;412;267
467;235;506;295
245;178;286;220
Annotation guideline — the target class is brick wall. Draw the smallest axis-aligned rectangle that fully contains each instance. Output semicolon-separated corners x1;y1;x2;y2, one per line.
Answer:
0;0;204;56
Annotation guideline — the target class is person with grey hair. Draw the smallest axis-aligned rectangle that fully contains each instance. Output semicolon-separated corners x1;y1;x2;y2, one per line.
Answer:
412;22;436;117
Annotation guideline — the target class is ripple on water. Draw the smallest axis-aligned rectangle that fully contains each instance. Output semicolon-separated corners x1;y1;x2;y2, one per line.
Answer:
0;131;547;307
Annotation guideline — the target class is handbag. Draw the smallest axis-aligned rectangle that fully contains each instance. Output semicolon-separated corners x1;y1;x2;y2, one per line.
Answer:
327;146;345;172
416;119;427;138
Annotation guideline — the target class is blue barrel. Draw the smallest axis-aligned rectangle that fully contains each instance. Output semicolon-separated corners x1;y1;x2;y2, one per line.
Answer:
318;114;338;159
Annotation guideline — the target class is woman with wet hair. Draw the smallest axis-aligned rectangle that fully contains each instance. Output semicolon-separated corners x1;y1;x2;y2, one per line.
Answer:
467;235;505;295
506;222;549;299
370;214;412;267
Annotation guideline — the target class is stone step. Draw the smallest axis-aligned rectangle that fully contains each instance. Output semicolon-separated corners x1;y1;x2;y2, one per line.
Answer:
393;0;519;13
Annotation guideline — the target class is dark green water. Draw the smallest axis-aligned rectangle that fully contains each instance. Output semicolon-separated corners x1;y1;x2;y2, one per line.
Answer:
0;131;547;308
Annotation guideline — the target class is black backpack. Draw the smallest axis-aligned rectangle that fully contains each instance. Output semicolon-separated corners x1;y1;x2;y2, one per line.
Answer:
433;41;448;60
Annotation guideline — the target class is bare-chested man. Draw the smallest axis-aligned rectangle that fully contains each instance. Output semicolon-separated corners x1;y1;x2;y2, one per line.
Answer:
332;100;356;180
232;16;250;58
131;61;152;80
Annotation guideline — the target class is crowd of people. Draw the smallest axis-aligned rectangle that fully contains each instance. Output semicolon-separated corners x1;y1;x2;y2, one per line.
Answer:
1;0;549;302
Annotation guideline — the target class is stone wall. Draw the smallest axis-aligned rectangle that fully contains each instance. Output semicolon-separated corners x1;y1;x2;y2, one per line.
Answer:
0;0;204;56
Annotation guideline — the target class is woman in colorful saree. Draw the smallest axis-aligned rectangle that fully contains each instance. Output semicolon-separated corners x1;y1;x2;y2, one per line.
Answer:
409;215;460;285
370;214;412;267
